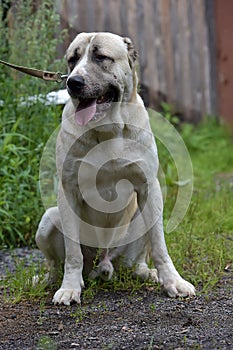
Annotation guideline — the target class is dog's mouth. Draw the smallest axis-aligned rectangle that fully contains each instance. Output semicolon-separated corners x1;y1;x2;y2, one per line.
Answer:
75;89;118;126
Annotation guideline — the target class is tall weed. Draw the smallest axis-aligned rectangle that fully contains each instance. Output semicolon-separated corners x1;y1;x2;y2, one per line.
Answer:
0;1;66;247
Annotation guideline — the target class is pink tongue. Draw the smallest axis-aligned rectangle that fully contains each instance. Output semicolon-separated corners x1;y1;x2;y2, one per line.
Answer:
75;99;97;125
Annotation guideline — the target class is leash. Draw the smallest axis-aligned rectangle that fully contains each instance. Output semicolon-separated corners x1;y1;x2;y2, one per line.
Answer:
0;59;68;82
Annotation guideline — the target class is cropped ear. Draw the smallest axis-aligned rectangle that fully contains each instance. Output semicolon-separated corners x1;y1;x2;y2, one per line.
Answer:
123;37;138;102
123;37;138;67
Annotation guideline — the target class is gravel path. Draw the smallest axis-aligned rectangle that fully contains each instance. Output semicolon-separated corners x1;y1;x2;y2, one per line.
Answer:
0;248;232;350
0;247;44;276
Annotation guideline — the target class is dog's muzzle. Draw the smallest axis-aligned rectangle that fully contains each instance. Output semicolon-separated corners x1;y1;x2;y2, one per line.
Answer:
66;75;119;126
66;75;85;98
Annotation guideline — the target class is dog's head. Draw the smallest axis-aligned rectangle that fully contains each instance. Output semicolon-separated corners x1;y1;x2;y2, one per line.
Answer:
65;32;138;125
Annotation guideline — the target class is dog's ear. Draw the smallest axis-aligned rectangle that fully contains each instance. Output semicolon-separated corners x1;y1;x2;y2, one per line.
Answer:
123;37;138;102
123;37;138;67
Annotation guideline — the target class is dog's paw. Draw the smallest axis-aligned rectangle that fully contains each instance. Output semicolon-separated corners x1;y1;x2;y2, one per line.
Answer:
148;268;159;283
98;260;114;281
134;264;158;283
52;288;81;305
162;277;195;298
89;260;114;281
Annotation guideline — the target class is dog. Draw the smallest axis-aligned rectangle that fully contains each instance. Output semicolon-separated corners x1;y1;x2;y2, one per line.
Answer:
36;32;195;305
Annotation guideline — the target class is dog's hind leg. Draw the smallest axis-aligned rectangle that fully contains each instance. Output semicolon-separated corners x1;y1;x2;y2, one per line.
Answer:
35;207;65;284
89;249;114;281
116;233;158;283
132;244;158;283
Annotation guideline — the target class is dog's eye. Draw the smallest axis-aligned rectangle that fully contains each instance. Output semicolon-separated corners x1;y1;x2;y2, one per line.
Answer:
68;57;77;69
68;53;81;70
95;54;113;63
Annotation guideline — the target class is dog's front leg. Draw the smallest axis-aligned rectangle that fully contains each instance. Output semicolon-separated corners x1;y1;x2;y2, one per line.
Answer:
137;179;195;298
52;236;84;305
52;187;84;305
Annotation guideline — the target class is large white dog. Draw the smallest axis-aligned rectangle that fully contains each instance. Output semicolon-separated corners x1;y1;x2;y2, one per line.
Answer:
36;32;195;305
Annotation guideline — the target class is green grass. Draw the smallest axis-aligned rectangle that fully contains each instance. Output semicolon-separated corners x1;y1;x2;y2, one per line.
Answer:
155;119;233;291
0;1;232;301
1;118;232;302
0;102;61;247
2;259;49;303
0;0;65;247
1;257;153;304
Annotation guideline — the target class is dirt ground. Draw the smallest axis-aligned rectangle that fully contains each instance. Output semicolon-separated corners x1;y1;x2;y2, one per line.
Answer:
1;272;232;350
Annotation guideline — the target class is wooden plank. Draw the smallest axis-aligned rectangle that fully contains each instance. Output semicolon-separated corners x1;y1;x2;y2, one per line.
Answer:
94;0;105;32
120;0;129;37
85;0;97;32
177;0;192;119
188;0;208;119
142;0;159;107
155;0;167;99
215;0;233;124
56;0;71;55
160;0;175;107
204;0;218;116
102;0;111;32
76;0;86;33
196;0;211;116
127;0;139;49
135;0;147;95
126;0;140;99
65;0;80;40
55;0;216;121
187;1;202;121
108;0;122;35
170;0;183;112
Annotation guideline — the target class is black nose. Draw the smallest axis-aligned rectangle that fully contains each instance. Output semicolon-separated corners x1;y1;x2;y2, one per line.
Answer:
66;75;85;95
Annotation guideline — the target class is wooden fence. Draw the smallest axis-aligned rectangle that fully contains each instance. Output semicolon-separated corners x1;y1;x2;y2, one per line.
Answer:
56;0;217;122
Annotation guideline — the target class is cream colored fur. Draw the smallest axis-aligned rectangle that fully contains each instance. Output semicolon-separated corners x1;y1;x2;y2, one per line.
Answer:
36;32;195;305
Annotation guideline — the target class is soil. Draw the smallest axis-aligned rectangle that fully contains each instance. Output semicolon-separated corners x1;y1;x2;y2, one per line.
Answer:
0;249;232;350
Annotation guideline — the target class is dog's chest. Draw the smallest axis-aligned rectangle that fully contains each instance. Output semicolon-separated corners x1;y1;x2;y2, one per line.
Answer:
64;151;136;202
58;123;157;208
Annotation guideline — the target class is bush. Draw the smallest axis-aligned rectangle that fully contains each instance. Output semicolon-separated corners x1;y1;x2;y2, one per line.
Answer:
0;1;66;247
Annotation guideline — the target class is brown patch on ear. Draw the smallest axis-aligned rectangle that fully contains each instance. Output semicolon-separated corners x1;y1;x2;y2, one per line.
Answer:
123;37;138;102
123;37;138;67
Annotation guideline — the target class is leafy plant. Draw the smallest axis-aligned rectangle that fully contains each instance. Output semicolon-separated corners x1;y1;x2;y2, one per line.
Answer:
1;258;48;303
0;1;66;248
160;101;180;126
